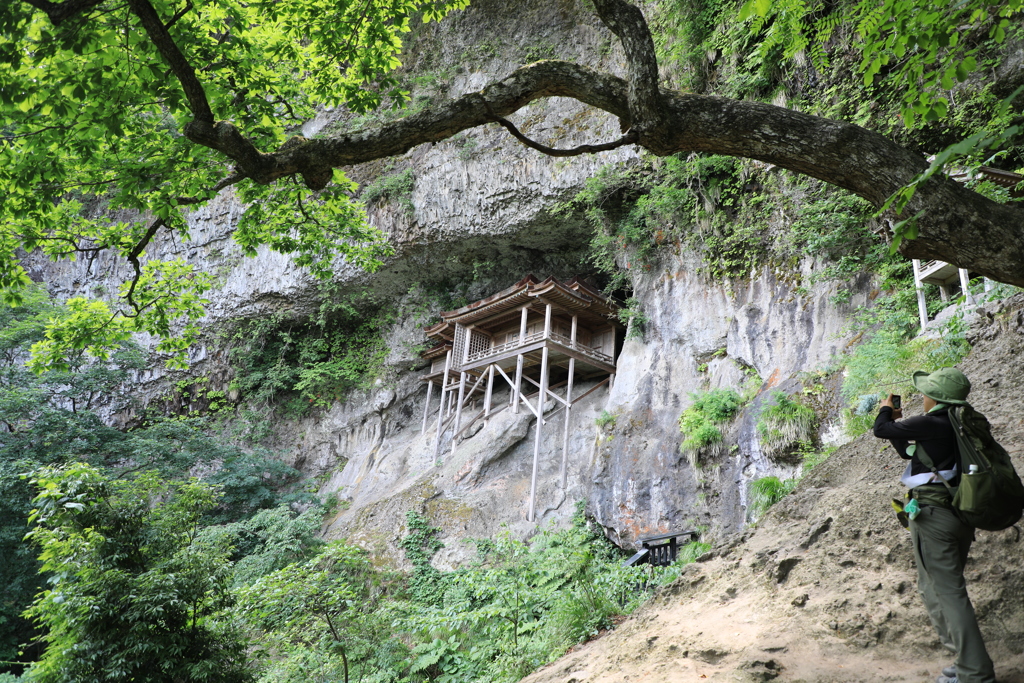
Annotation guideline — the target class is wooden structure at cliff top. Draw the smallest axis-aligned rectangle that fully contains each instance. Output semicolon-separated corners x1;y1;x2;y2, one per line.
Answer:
420;275;621;521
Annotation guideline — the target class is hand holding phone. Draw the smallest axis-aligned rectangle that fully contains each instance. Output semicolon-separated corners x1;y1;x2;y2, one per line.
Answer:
881;393;902;417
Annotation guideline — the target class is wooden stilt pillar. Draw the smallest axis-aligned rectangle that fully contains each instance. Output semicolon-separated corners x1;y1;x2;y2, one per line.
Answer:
560;357;575;489
912;259;929;332
512;308;528;413
483;365;494;420
559;314;577;489
512;355;524;413
453;372;467;438
959;268;973;305
528;345;550;522
421;380;434;435
433;350;452;460
609;323;618;389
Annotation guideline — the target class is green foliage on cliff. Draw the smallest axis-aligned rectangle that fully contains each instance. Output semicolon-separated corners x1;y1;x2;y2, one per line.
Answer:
841;313;972;434
748;475;798;520
679;388;743;466
228;297;396;416
401;511;449;604
361;167;417;215
570;146;890;298
837;259;974;435
756;391;817;461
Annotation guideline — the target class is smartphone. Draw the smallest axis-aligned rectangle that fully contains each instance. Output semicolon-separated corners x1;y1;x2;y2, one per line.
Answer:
892;395;901;410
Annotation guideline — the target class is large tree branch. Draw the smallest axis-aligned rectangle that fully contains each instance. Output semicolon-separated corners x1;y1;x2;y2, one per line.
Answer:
183;61;631;188
124;217;167;311
591;0;665;138
40;0;1024;288
122;0;272;178
484;105;639;156
653;92;1024;284
125;0;214;125
236;61;1022;285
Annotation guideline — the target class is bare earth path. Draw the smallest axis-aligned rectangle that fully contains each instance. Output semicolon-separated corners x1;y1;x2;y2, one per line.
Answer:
521;295;1024;683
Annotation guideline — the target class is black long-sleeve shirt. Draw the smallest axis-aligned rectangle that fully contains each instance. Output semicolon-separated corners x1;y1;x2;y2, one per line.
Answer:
873;406;959;481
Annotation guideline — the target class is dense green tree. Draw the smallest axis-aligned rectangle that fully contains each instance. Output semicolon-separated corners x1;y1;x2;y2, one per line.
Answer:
23;464;253;683
1;0;1022;372
236;542;405;683
0;284;144;442
204;504;325;587
0;286;313;674
0;286;143;671
0;461;45;671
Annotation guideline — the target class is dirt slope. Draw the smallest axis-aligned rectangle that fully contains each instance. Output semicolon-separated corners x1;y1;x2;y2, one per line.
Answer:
521;294;1024;683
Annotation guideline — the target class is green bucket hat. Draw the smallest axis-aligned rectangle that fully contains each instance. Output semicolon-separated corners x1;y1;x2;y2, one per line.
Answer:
912;367;971;405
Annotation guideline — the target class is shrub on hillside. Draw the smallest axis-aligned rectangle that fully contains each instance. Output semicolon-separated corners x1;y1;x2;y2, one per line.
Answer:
749;475;798;521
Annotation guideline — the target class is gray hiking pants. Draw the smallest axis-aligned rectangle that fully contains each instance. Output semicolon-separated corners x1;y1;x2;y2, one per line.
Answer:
910;505;995;683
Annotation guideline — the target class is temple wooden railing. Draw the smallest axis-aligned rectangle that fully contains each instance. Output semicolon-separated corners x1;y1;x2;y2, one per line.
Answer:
465;330;613;366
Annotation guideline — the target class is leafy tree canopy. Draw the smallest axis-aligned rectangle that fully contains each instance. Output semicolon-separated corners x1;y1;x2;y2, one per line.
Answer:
1;0;467;368
2;0;1022;372
742;0;1024;239
0;285;313;671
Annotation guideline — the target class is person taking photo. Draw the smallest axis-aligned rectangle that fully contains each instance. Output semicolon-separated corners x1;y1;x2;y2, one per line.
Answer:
873;367;995;683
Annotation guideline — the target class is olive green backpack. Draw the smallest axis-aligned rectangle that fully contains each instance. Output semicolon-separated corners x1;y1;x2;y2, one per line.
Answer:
919;405;1024;531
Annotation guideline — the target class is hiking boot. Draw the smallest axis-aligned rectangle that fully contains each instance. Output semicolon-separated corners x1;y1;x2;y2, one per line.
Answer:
941;665;956;678
935;675;957;683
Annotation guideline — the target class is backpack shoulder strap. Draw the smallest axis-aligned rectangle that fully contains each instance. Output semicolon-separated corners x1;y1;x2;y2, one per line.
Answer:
915;442;958;498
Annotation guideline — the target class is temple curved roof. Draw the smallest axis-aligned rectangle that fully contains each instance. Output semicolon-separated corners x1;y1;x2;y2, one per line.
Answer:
423;275;620;344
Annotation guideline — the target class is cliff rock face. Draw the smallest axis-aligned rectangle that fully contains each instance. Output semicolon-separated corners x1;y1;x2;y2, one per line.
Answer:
293;256;868;568
29;0;872;562
593;261;868;545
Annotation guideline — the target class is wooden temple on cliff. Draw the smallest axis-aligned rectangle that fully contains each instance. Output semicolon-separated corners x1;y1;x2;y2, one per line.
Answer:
420;275;622;521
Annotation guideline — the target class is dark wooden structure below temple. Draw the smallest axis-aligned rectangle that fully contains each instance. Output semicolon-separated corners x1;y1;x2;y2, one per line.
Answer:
622;531;701;568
